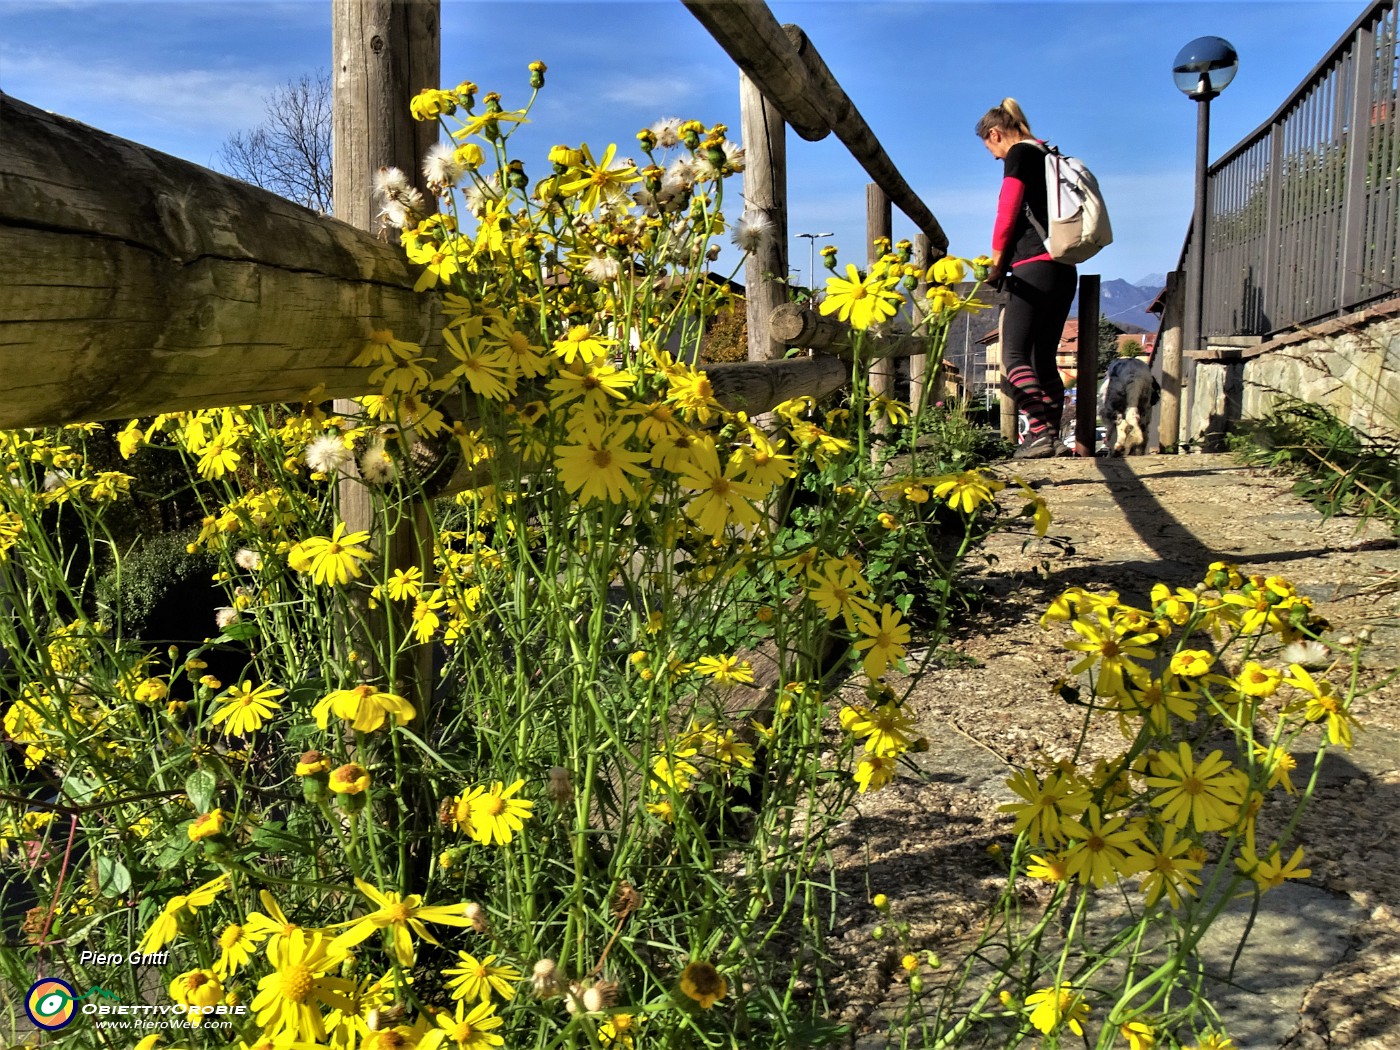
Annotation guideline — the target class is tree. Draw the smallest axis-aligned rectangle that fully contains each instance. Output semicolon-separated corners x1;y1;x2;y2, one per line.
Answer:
1096;316;1121;379
1119;338;1143;358
217;72;333;213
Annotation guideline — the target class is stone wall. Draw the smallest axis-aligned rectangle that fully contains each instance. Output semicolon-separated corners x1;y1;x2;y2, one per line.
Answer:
1182;299;1400;447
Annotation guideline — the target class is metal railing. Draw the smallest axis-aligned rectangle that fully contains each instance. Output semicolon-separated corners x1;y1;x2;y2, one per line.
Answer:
1193;0;1400;338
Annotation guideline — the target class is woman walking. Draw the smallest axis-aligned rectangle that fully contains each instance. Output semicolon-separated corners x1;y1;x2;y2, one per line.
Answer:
977;99;1077;458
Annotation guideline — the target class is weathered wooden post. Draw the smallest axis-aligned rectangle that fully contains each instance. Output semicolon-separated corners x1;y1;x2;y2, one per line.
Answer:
907;233;931;413
998;314;1016;442
866;184;894;426
332;0;440;709
1075;274;1101;456
739;71;789;361
1157;270;1185;451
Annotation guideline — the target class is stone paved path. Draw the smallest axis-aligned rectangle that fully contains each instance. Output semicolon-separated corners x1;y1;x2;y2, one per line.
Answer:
860;454;1400;1050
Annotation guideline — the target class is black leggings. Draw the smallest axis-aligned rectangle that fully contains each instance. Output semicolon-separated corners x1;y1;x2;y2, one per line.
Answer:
1000;261;1077;434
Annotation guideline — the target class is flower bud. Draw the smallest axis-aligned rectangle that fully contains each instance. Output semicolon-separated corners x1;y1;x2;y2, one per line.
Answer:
529;60;547;89
636;128;657;153
531;958;563;998
908;974;925;994
871;924;887;941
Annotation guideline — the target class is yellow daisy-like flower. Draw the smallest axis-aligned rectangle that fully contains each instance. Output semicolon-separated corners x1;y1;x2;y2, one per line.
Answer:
466;779;534;846
137;874;231;954
1144;742;1246;833
1235;841;1311;891
1169;649;1215;677
210;681;285;736
854;752;898;793
1136;825;1204;908
551;324;613;365
1120;1020;1157;1050
553;420;650;506
852;604;911;680
420;997;505;1050
312;684;416;734
678;961;727;1009
692;654;754;686
1025;983;1089;1036
819;263;903;330
677;437;765;537
288;522;375;587
846;701;916;757
928;470;1005;514
214;921;264;978
1284;664;1356;748
444;951;522;1004
330;878;477;966
1000;767;1091;846
251;929;353;1042
1061;806;1149;887
1236;661;1283;697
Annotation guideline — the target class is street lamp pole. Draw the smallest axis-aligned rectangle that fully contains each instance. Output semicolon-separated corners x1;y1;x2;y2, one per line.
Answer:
1173;36;1238;443
796;232;833;294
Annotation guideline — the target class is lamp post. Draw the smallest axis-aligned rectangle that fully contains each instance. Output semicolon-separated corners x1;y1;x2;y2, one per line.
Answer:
1173;36;1239;368
796;232;833;294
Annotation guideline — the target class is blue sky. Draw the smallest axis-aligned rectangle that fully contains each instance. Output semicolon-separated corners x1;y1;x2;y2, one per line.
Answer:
0;0;1364;286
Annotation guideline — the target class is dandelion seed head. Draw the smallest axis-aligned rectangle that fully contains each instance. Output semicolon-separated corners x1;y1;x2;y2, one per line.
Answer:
359;440;398;485
730;212;773;254
304;433;351;475
234;548;262;571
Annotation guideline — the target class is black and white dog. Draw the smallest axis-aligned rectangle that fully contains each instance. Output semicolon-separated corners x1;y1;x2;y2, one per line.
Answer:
1097;358;1160;456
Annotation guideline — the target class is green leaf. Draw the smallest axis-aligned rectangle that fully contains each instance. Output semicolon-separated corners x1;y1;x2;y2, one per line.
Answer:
219;620;260;642
154;831;191;870
184;769;217;813
95;856;132;898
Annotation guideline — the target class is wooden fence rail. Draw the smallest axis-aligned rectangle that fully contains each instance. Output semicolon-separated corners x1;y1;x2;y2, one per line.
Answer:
0;91;441;430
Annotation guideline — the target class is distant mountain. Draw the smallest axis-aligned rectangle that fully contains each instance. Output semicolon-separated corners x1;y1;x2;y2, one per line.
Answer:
1135;273;1168;290
1069;277;1163;333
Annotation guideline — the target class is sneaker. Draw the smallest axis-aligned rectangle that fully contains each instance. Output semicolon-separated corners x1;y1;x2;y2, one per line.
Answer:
1053;438;1076;457
1012;432;1056;460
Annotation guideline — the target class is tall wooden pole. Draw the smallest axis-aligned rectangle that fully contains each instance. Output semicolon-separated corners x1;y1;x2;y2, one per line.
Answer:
332;0;440;710
866;184;893;427
1157;270;1185;451
740;71;789;361
1074;274;1101;456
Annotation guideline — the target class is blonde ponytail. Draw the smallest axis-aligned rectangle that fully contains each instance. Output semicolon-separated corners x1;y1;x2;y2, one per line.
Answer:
974;98;1033;139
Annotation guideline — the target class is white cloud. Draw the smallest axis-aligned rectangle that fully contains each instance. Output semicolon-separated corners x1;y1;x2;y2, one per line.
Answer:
0;45;283;158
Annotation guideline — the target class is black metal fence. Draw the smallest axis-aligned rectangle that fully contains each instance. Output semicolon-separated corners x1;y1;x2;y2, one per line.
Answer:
1195;0;1399;337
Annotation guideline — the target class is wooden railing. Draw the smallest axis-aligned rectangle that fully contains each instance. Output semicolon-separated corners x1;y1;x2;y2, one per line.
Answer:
1192;0;1400;338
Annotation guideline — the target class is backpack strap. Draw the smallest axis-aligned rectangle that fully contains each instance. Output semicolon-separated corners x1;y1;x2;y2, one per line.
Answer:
1023;140;1055;247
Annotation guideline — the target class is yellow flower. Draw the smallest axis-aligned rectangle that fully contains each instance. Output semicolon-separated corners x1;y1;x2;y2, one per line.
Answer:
678;961;727;1009
693;654;754;686
555;142;641;212
1026;853;1069;882
465;780;534;845
677;437;765;537
1000;767;1090;846
553;420;650;506
928;470;1005;514
210;681;284;736
1025;983;1089;1036
852;604;911;680
806;560;873;630
328;763;371;795
138;874;231;954
187;808;225;842
288;522;375;587
1061;806;1149;887
1136;826;1204;908
1169;649;1214;677
929;256;967;285
421;997;505;1050
251;929;353;1042
1145;742;1246;833
312;684;416;733
1062;611;1157;698
846;702;916;757
1284;664;1356;748
444;951;522;1003
1235;841;1311;891
330;878;477;966
1120;1020;1157;1050
819;263;903;330
551;324;613;365
214;922;263;978
854;753;897;793
168;968;223;1023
